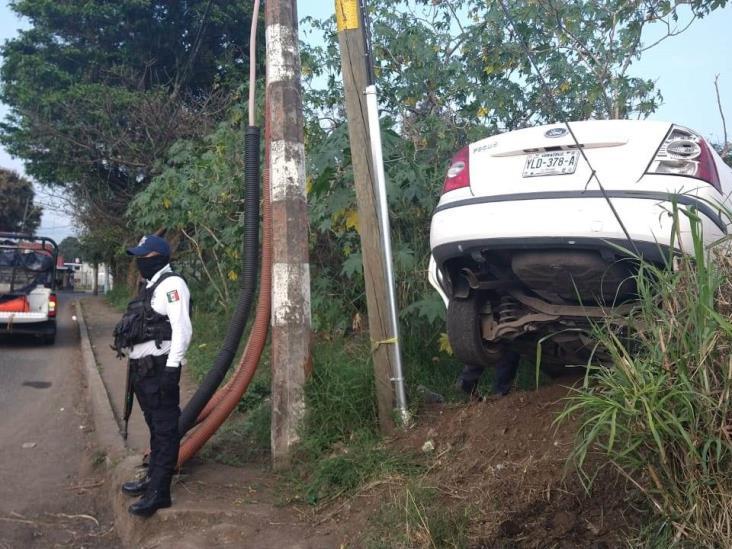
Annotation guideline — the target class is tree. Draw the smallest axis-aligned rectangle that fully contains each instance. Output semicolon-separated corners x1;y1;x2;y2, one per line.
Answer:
0;0;263;253
128;113;248;310
58;236;83;263
0;168;42;233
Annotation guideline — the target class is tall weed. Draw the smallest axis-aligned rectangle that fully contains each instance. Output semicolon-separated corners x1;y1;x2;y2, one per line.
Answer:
561;207;732;546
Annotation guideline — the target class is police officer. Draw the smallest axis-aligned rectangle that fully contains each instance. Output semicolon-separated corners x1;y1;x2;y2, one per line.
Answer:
117;235;192;517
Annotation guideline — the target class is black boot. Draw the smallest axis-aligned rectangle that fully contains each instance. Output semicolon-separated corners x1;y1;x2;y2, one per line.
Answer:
456;364;485;401
121;475;151;497
456;378;484;401
128;490;172;517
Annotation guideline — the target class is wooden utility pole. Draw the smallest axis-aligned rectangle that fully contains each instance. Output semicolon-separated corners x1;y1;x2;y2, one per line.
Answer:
335;0;396;434
266;0;311;470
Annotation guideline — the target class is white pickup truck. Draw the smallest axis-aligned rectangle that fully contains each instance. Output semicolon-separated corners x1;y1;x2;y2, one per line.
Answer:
0;233;58;344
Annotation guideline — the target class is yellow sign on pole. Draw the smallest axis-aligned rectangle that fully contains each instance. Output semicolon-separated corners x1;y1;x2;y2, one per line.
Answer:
335;0;359;31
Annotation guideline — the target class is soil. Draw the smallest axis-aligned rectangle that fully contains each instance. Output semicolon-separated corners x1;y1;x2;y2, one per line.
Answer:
327;383;642;548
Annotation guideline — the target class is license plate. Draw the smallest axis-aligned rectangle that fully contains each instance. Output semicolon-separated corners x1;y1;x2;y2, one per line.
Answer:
522;150;580;177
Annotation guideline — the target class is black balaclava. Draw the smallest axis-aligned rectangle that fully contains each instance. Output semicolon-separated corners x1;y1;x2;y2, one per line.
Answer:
136;255;169;280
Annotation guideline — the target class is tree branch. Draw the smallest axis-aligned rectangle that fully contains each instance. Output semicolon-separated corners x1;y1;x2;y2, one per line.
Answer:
715;75;730;158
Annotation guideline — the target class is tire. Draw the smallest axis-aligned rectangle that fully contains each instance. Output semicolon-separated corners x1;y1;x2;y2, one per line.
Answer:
43;333;56;345
447;292;493;366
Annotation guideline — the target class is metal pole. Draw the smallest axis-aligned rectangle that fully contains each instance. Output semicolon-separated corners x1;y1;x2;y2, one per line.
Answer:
364;85;409;425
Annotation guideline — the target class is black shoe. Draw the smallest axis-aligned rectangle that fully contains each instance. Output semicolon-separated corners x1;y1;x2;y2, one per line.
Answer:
455;379;484;402
128;491;172;517
121;476;151;497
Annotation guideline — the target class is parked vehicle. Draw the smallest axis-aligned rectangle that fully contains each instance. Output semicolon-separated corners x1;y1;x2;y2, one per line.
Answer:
0;233;59;344
428;120;732;373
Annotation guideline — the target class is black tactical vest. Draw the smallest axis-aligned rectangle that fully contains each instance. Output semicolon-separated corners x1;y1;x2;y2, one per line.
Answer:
112;272;182;358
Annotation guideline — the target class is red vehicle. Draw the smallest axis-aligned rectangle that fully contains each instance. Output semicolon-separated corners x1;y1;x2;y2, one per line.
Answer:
0;233;58;344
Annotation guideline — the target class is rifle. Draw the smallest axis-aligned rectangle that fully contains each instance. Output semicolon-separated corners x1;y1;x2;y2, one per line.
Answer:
122;360;134;440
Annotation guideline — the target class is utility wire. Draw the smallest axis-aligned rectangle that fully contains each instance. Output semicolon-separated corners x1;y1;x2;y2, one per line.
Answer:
496;0;640;256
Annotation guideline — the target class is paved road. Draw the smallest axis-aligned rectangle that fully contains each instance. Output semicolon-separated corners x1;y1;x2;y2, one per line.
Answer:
0;292;119;548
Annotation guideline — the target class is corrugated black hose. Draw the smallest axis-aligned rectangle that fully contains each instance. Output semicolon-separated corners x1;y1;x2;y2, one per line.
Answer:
178;125;260;435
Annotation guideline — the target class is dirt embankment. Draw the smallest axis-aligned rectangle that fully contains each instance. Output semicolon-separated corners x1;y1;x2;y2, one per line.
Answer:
335;383;640;548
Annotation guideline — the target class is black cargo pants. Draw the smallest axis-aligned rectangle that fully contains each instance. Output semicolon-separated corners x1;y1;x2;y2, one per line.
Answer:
130;354;181;496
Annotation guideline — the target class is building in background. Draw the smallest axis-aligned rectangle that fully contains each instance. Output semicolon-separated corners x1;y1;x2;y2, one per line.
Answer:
72;260;113;294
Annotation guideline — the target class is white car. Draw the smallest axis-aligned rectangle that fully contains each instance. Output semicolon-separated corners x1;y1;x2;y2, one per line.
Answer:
428;120;731;373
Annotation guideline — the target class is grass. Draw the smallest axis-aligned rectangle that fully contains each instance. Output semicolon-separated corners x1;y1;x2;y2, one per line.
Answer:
181;304;551;515
185;304;274;465
185;308;232;383
560;206;732;547
91;449;107;467
199;399;272;465
105;284;131;311
364;482;472;549
289;335;422;504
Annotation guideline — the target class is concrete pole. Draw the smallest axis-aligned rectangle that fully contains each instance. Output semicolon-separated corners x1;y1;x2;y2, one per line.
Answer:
266;0;310;470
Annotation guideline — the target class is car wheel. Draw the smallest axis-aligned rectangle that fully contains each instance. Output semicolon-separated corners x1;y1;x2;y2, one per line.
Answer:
447;292;493;366
43;333;56;345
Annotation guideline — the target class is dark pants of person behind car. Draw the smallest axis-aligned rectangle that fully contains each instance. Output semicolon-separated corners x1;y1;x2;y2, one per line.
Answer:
458;349;520;398
131;355;180;497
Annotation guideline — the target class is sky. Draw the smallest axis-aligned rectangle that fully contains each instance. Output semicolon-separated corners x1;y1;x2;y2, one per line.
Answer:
0;1;729;242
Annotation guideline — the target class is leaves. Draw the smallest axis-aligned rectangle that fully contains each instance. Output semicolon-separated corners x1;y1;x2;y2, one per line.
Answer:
438;333;453;356
128;117;247;309
0;0;262;263
341;253;364;279
0;168;42;233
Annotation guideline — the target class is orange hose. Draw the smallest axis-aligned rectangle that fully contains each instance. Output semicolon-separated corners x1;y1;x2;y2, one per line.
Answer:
176;101;272;467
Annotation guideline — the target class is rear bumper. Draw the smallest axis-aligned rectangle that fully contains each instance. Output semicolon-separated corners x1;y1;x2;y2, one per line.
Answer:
430;193;727;265
0;319;56;336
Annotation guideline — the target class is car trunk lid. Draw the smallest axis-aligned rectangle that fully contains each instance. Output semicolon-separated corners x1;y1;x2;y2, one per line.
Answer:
468;120;673;196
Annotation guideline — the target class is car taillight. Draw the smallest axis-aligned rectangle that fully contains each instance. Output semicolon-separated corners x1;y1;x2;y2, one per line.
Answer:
48;294;57;317
647;125;721;191
442;147;470;194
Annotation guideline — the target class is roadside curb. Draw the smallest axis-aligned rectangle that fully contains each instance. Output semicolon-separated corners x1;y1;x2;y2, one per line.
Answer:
75;299;127;462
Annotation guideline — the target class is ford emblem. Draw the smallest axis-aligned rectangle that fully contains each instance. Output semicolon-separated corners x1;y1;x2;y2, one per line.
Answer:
545;127;567;138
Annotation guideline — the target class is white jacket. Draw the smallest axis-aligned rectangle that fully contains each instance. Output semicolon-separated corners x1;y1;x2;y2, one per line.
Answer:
128;265;192;368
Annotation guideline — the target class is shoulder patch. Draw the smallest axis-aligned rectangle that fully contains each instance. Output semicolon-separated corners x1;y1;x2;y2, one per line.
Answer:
166;289;180;303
